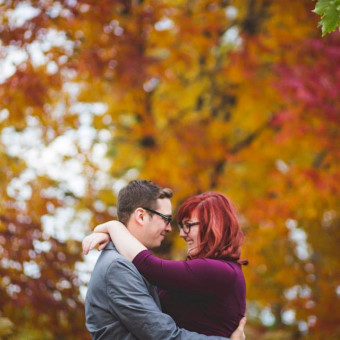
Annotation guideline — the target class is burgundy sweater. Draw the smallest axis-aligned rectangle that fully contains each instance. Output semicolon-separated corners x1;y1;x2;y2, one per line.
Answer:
133;250;246;337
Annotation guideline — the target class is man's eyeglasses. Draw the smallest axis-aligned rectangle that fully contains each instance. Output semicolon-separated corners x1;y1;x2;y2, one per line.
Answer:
178;221;200;234
142;207;172;226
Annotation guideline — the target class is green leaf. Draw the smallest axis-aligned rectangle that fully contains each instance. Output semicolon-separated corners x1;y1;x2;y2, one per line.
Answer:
313;0;340;36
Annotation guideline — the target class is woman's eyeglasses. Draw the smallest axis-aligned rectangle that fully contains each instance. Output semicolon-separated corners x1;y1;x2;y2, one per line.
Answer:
178;221;200;234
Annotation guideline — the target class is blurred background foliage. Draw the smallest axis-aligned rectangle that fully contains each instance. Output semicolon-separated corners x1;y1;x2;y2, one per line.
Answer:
0;0;339;339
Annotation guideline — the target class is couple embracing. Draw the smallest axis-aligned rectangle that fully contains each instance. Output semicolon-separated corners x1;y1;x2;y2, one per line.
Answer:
83;179;247;340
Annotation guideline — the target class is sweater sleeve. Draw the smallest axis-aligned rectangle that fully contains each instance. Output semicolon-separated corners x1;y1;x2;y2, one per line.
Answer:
132;250;237;296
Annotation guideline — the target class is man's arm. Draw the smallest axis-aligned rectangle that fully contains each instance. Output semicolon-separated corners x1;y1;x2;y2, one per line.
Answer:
106;257;230;340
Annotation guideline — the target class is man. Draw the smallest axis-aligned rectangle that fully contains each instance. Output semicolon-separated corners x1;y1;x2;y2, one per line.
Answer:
84;180;246;340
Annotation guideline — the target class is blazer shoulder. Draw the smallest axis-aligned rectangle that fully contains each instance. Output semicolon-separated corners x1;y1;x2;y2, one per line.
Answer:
100;250;140;277
92;249;134;275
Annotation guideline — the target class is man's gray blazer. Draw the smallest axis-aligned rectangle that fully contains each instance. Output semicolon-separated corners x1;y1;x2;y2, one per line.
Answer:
85;242;229;340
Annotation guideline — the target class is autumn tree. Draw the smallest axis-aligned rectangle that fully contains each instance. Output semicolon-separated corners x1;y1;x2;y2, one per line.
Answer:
0;0;339;339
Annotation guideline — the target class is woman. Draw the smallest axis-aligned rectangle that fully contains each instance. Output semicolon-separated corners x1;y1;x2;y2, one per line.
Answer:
83;192;247;337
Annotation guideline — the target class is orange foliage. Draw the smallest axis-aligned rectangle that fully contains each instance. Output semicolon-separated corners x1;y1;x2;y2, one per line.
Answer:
0;0;339;338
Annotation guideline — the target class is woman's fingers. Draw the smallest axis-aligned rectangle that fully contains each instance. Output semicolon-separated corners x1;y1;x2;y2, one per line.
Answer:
98;240;108;251
82;234;97;255
89;235;99;251
82;236;90;255
83;233;110;255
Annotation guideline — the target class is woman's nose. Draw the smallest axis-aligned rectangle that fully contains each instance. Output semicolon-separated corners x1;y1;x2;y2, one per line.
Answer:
179;228;186;238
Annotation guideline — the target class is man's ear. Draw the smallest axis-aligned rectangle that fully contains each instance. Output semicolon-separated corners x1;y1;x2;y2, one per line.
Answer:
134;208;146;226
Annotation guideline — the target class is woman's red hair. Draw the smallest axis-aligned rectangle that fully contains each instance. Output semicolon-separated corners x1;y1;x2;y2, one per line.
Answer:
177;192;248;265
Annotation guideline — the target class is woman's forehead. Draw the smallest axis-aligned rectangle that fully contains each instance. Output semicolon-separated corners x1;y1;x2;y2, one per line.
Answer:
182;209;199;221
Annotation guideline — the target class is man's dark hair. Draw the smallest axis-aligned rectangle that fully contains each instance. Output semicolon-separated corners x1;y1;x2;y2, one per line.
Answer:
117;180;173;225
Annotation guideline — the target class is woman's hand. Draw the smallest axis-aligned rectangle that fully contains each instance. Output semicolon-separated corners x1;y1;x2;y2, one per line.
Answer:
82;232;110;255
90;219;147;261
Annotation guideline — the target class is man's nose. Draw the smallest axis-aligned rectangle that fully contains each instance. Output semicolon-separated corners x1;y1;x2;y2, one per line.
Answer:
165;223;172;232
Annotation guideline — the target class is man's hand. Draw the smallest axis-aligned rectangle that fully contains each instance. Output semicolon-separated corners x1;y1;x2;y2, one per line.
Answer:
230;317;246;340
82;232;110;255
